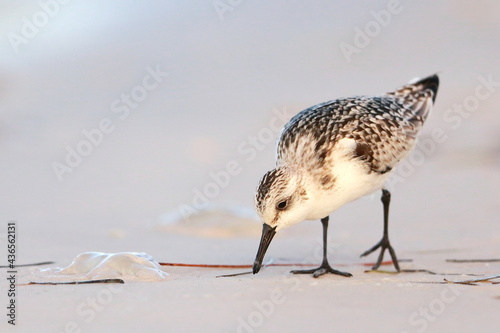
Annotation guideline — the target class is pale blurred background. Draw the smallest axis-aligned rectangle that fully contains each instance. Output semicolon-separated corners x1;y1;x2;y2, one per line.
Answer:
0;0;499;263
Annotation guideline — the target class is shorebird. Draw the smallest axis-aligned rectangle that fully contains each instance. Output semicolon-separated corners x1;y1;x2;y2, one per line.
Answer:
252;75;439;278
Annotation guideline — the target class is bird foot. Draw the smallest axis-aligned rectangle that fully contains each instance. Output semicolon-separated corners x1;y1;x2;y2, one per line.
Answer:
291;262;352;278
361;237;400;271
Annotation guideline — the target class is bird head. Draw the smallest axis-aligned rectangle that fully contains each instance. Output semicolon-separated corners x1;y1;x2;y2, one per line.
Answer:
252;166;311;274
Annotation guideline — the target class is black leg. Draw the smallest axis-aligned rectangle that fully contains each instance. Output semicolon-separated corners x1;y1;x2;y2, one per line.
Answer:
360;189;400;271
291;216;352;278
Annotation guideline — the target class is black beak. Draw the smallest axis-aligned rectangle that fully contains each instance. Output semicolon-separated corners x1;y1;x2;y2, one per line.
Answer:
252;224;277;274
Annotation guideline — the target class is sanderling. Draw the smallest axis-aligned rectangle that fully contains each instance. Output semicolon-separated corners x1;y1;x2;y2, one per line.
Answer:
252;74;439;278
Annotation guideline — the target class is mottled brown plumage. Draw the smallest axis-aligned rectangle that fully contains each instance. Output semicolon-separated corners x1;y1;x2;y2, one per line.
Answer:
253;75;439;277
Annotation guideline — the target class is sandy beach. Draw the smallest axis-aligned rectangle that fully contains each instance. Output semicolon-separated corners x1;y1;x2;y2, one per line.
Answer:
1;1;499;332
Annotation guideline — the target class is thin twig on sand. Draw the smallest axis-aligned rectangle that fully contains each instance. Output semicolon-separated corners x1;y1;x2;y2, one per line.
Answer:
0;261;55;268
444;274;500;286
446;259;500;263
21;279;125;286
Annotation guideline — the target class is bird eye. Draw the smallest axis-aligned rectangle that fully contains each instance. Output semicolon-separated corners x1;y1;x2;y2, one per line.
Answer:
276;200;288;210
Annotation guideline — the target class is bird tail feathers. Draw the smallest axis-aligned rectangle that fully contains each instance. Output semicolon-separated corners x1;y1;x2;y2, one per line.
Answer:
386;74;439;123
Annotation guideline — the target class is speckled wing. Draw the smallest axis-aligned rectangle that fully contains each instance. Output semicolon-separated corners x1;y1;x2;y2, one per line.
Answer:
277;75;439;174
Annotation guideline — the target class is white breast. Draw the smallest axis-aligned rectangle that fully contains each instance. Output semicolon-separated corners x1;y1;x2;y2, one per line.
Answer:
305;138;390;220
